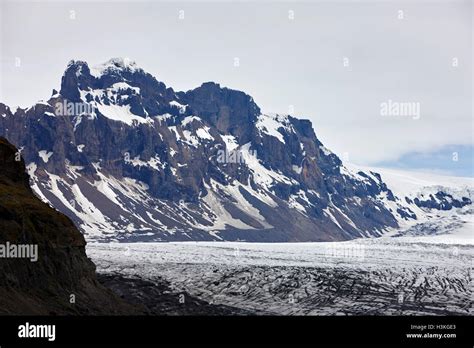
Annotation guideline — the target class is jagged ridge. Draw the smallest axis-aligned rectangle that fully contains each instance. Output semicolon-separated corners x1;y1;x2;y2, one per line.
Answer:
0;59;470;242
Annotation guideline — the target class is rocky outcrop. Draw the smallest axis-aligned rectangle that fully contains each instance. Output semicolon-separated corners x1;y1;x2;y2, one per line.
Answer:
0;137;136;314
413;193;471;210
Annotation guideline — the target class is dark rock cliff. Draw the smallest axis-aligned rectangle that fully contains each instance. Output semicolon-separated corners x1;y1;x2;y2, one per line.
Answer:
0;137;136;314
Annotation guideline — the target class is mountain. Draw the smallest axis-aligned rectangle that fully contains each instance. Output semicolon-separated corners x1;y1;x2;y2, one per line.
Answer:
0;58;471;242
349;165;474;239
351;165;473;212
0;137;137;314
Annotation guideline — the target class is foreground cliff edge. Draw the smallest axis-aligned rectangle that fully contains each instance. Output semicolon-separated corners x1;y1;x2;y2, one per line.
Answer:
0;137;138;314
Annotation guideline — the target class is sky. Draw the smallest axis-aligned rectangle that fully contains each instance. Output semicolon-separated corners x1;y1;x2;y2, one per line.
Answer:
0;0;472;176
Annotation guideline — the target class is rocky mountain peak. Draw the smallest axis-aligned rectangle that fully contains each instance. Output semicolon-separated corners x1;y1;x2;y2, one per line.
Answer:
59;58;179;119
65;58;141;79
1;58;469;243
183;81;260;139
90;57;141;76
60;60;89;101
58;58;264;128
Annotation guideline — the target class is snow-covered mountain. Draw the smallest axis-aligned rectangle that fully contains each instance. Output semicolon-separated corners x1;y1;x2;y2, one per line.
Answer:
0;58;471;242
354;166;474;240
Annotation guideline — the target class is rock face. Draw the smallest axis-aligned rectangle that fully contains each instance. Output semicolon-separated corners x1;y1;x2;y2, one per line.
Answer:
0;137;135;314
0;58;470;242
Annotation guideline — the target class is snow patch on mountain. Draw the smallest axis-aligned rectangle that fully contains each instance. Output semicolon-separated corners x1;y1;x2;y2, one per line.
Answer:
241;142;297;186
221;135;239;151
256;114;294;144
95;103;152;126
89;58;142;78
38;150;53;163
195;127;214;141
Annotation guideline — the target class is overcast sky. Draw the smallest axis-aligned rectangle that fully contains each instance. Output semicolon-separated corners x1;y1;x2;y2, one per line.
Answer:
0;0;472;175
